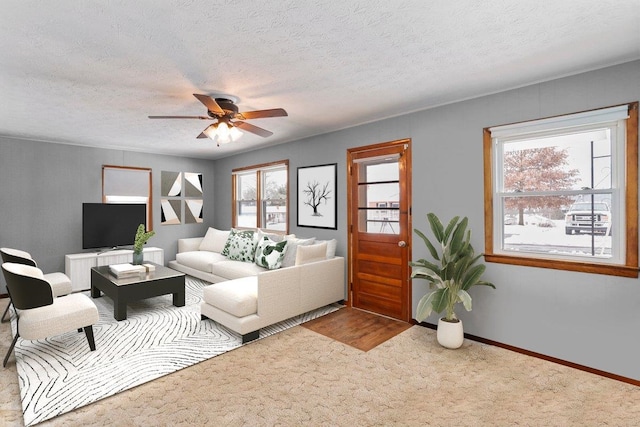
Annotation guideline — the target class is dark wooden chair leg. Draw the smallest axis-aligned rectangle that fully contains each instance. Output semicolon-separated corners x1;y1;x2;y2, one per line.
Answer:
83;326;96;351
1;301;12;323
3;332;19;367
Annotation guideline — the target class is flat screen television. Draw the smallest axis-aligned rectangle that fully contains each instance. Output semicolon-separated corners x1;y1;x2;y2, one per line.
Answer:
82;203;147;250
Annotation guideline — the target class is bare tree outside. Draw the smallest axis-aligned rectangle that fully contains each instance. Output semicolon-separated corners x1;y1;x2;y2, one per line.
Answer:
303;180;331;216
264;178;286;201
504;147;579;225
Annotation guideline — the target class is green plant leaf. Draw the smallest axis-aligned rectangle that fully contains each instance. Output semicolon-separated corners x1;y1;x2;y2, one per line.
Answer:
449;217;468;254
431;287;448;314
458;289;472;311
461;264;486;290
443;216;460;244
452;254;471;283
475;280;497;289
414;228;439;261
427;213;445;243
415;291;436;322
412;258;441;275
410;266;440;282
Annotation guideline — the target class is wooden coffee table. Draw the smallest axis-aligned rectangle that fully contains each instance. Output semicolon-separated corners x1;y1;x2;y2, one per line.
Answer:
90;263;185;321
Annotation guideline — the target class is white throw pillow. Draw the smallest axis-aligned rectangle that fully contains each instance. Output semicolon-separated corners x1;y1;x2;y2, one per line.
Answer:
256;229;291;243
295;241;328;265
281;236;315;268
199;228;231;253
315;239;337;258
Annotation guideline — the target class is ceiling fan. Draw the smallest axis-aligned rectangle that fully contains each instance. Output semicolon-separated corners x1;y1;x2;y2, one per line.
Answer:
148;94;288;146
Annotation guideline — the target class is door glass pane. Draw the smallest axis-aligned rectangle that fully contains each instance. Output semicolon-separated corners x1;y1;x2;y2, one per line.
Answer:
363;162;399;182
357;160;400;234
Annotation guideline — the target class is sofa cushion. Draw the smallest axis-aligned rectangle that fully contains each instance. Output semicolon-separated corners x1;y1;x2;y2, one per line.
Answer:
199;227;230;253
256;229;284;243
295;241;328;265
176;251;227;273
281;236;315;268
202;277;258;318
315;239;338;258
212;260;266;280
254;237;288;270
222;229;257;262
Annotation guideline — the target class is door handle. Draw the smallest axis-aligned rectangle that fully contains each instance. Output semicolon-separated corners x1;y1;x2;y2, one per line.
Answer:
398;241;407;247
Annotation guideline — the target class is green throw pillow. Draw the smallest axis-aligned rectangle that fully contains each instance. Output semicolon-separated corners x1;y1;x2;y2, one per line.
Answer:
254;236;288;270
222;229;257;262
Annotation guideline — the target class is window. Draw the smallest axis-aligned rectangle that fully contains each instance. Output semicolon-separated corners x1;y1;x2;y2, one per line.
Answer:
102;165;153;229
232;160;288;232
484;102;638;277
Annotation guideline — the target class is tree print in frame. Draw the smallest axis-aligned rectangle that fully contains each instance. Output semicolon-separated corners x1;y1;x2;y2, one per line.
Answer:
297;163;337;229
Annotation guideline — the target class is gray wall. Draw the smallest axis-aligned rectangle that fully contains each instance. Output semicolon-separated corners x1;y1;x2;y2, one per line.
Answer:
1;60;638;380
213;60;640;380
0;138;214;290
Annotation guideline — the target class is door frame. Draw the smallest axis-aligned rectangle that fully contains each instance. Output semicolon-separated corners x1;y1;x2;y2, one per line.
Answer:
346;138;412;322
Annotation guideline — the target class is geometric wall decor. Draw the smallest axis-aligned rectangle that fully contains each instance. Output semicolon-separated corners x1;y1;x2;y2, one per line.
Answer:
160;199;181;225
161;171;182;197
159;171;203;225
185;199;203;224
184;172;203;197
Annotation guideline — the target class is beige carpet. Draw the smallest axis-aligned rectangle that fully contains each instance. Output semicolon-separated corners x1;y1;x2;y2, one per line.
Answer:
1;298;640;426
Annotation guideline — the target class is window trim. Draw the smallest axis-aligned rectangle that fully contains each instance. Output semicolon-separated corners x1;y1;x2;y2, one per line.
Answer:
483;102;638;278
232;160;289;233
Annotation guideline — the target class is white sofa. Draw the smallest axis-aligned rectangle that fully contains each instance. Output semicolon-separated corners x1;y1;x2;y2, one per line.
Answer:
168;229;345;342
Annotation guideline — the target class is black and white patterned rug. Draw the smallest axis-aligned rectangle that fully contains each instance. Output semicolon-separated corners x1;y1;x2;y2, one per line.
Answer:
8;277;340;426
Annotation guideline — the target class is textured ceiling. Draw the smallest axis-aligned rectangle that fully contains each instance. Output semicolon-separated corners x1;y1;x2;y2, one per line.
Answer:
1;0;639;160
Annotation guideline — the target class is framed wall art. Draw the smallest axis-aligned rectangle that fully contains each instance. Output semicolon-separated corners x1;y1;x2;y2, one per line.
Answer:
297;163;337;229
160;171;203;225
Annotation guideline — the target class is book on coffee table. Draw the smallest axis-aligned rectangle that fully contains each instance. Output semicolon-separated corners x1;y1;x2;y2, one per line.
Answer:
109;263;146;278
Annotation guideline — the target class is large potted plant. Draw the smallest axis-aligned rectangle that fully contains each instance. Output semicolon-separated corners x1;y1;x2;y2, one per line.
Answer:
410;213;495;349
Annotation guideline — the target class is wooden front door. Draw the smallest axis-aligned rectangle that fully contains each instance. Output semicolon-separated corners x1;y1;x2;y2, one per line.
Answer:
347;139;411;322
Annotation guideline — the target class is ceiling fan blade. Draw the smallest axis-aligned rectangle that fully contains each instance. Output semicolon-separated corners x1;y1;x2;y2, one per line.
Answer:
234;121;273;138
148;115;211;119
237;108;288;120
193;94;225;115
197;124;215;139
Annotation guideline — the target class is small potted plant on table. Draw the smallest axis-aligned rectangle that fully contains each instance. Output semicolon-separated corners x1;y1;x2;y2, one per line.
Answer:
133;224;155;265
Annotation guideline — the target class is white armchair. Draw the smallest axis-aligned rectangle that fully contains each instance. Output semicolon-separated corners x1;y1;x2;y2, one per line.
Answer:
0;247;73;322
1;263;99;367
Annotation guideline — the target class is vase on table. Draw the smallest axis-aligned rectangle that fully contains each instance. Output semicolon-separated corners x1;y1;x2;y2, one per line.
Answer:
132;251;144;265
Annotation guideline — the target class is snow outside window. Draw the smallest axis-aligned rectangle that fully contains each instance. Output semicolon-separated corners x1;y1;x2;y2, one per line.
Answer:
232;161;288;232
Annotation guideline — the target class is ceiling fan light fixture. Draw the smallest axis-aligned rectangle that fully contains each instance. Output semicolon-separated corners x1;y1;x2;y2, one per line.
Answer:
203;121;243;146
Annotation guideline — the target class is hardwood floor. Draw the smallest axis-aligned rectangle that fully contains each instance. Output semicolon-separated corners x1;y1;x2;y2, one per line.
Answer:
302;307;412;351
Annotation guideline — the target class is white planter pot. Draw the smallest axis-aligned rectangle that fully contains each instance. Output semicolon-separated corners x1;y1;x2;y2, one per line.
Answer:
437;318;464;349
